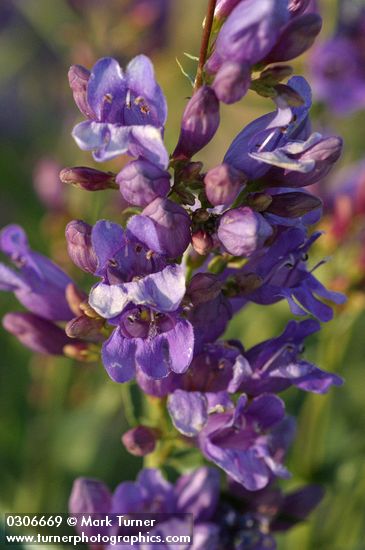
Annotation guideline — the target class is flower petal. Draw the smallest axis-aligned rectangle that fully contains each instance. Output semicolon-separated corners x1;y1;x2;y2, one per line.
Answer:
168;390;208;436
101;329;136;382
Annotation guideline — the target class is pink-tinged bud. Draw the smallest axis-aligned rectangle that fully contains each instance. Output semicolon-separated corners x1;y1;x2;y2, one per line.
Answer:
214;0;241;20
68;65;95;119
265;13;322;63
65;220;97;274
173;87;220;160
116;159;170;207
191;230;214;256
3;312;73;355
205;163;246;207
65;314;105;342
187;273;222;305
218;207;273;257
121;426;157;456
266;192;322;218
33;157;65;211
60;166;117;191
65;283;88;317
213;61;251;104
69;478;111;537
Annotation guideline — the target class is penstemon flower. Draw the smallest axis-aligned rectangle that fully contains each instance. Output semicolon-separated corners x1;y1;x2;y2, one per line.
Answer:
1;1;347;547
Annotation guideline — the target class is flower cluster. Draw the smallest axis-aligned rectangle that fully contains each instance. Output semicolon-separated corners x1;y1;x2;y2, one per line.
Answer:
0;1;345;548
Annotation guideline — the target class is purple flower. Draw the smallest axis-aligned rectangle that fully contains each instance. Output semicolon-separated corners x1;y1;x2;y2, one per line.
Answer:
227;226;346;322
70;56;168;167
206;0;289;74
89;263;194;381
237;319;343;395
89;219;165;282
224;77;312;180
172;86;220;160
168;392;289;490
217;207;273;257
70;467;221;548
2;312;76;355
0;225;73;321
204;163;246;208
116;159;170;207
252;133;343;188
127;198;191;258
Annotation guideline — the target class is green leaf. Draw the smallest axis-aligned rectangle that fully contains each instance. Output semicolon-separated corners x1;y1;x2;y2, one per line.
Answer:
175;58;195;87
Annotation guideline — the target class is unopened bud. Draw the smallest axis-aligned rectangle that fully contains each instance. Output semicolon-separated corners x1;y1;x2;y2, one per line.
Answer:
187;273;222;305
205;163;246;207
60;166;117;191
3;312;72;355
116;159;170;207
218;207;273;257
121;426;157;456
65;314;105;342
68;65;94;119
191;230;214;256
65;220;97;274
66;283;88;316
173;86;220;160
127;198;191;258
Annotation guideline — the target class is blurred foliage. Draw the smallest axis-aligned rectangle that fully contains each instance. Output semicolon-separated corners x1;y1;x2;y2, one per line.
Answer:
0;1;365;549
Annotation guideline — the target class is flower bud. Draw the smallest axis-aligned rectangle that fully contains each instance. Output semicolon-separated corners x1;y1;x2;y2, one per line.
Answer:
65;283;88;317
60;166;117;191
68;65;95;119
187;273;222;305
204;163;246;207
121;426;157;456
65;314;105;342
65;220;97;274
191;230;214;256
265;13;322;63
172;87;220;160
3;312;72;355
212;61;251;104
127;198;191;258
217;207;273;256
266;192;322;218
116;159;170;207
